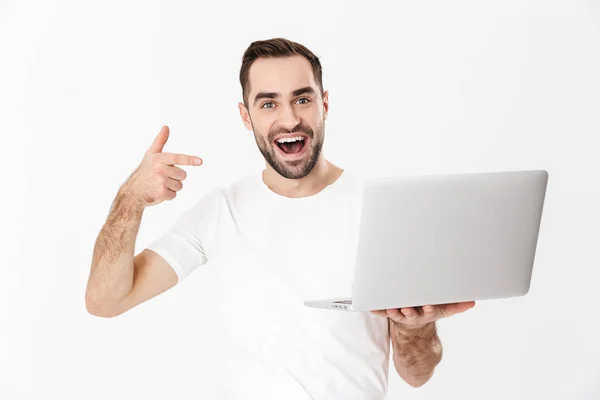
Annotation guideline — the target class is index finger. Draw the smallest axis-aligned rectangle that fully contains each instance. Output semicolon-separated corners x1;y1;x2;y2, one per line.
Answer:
158;152;203;166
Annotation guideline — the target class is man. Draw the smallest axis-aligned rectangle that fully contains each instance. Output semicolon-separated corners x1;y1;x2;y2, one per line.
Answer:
85;37;475;398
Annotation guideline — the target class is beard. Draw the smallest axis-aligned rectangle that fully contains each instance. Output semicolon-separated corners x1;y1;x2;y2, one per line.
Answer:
252;118;324;180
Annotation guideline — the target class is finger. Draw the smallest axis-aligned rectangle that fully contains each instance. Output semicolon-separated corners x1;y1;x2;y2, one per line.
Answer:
164;165;187;181
165;188;177;201
439;303;452;317
386;308;404;321
422;305;437;317
400;307;418;320
164;178;183;192
159;152;203;166
148;126;170;154
452;301;476;313
370;310;388;318
442;301;475;317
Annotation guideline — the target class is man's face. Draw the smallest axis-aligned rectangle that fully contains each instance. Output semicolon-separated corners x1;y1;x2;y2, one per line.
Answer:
239;55;329;180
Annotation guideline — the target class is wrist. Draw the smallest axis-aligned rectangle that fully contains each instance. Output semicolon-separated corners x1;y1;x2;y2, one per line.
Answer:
118;183;146;211
391;319;436;336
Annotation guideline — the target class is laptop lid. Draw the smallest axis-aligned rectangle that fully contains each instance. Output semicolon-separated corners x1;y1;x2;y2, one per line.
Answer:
350;169;548;312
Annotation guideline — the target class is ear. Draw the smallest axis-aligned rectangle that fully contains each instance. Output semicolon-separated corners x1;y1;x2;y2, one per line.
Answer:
322;90;329;120
238;102;253;131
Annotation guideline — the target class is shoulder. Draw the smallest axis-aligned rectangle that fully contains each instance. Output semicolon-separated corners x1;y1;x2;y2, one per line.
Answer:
341;169;366;187
335;169;368;198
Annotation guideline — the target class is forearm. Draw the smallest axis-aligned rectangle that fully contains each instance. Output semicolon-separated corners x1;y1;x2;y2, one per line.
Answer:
390;320;443;387
85;184;145;315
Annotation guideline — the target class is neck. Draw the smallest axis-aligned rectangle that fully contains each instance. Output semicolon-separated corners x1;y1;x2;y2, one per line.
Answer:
262;157;343;198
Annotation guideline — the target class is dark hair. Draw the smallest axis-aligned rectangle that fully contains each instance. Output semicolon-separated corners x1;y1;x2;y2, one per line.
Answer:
239;37;323;107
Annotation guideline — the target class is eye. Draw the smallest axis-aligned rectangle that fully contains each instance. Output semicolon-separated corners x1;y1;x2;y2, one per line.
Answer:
296;97;311;105
261;102;275;109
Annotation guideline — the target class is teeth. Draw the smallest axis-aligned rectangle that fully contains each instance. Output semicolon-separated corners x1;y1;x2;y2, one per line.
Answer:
276;136;305;144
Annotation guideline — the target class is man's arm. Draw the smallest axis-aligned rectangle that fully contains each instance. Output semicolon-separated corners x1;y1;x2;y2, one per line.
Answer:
85;185;178;318
389;320;442;388
371;301;475;387
85;125;203;317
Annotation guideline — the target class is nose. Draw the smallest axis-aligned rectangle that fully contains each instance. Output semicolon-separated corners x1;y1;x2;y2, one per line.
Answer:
278;103;300;132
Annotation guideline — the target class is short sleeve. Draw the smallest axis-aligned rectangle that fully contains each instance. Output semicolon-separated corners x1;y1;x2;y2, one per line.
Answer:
146;187;222;282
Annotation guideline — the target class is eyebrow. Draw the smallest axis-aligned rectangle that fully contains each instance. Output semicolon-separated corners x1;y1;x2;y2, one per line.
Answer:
253;86;317;107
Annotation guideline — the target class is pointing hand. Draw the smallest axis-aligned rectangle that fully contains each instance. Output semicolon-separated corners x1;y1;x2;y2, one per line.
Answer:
122;125;203;207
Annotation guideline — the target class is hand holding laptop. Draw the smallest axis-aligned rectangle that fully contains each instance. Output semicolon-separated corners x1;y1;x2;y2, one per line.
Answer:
370;301;476;329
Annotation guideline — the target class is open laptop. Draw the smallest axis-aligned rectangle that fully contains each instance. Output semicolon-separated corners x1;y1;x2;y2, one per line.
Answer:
304;169;549;312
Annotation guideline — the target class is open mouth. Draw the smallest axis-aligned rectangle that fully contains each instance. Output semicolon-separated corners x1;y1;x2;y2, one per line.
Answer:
274;136;308;157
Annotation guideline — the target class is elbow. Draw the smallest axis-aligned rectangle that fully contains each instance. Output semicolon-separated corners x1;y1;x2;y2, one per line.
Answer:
85;294;122;318
406;380;425;389
86;301;118;318
407;376;432;389
401;368;435;388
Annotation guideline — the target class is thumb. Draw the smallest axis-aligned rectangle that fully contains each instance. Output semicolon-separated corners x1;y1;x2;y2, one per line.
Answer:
147;125;169;154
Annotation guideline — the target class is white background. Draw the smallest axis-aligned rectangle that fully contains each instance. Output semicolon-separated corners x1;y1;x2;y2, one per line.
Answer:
1;0;599;399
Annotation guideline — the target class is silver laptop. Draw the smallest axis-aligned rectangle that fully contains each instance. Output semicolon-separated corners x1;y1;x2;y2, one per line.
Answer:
304;169;549;312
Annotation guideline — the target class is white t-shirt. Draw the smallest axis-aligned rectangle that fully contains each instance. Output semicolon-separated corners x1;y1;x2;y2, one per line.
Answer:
147;170;391;399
